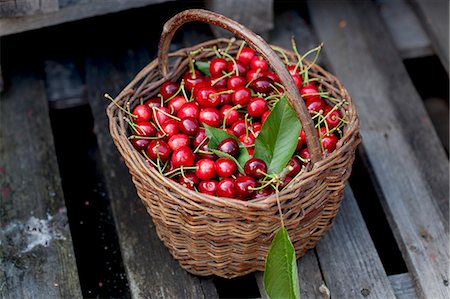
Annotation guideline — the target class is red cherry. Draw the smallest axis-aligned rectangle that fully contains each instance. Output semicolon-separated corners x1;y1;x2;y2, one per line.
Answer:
296;129;306;150
251;122;262;136
216;178;236;198
238;134;255;148
247;97;268;117
306;98;326;114
252;187;275;199
195;159;217;180
300;82;320;102
234;176;256;199
195;87;221;107
179;117;199;136
198;143;216;160
168;133;190;151
244;158;267;179
161;119;179;137
160;81;179;99
227;75;246;89
287;157;301;177
215;158;237;178
178;172;200;190
199;108;222;127
209;58;228;76
232;87;252;106
183;70;205;92
168;96;187;114
220;105;239;126
237;47;255;64
198;180;219;196
131;138;150;151
193;80;212;98
218;89;232;105
171;146;195;168
132;104;152;123
300;148;310;160
146;140;171;162
292;74;303;90
230;120;247;137
249;76;274;93
192;129;207;147
324;106;341;129
246;69;263;82
319;128;338;153
177;102;200;119
261;110;271;124
145;98;162;108
153;107;171;126
250;56;269;72
262;71;280;83
247;148;254;156
217;138;240;157
134;122;157;137
211;75;228;89
227;60;249;77
287;65;299;76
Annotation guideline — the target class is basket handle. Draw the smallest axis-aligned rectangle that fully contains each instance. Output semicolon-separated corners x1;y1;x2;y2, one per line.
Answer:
158;9;322;163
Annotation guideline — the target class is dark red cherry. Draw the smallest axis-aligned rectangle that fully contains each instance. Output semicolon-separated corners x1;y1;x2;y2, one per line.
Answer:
195;159;217;180
131;138;150;151
246;69;263;82
177;102;200;119
230;120;247;137
252;187;275;199
232;87;252;106
198;180;219;196
306;98;326;114
237;47;255;64
161;119;179;137
168;96;187;114
145;98;162;108
217;138;240;157
244;158;267;179
249;76;274;93
227;60;249;77
262;71;280;83
178;172;200;190
134;122;157;137
216;178;236;198
215;158;237;178
171;146;195;168
132;104;152;123
296;129;306;150
218;89;233;105
234;176;256;199
209;58;228;76
168;133;190;151
160;81;179;99
198;143;216;160
153;106;171;126
300;148;310;160
287;157;301;177
179;117;199;136
192;129;207;147
199;108;222;127
324;106;341;129
211;75;228;89
146;140;171;162
247;97;268;117
300;82;320;102
319;129;338;153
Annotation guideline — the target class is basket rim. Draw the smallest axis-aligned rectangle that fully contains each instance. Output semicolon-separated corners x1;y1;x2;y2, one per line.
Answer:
107;38;361;211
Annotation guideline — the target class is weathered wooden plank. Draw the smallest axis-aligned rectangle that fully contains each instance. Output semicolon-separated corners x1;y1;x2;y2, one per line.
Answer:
389;273;419;299
410;0;449;72
0;0;168;37
0;39;82;298
0;0;58;17
315;187;396;299
255;250;326;299
376;0;433;59
308;1;450;298
205;0;274;39
84;45;218;299
423;97;449;152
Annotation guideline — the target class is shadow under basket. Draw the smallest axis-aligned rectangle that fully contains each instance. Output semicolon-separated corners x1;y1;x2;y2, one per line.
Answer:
107;9;361;278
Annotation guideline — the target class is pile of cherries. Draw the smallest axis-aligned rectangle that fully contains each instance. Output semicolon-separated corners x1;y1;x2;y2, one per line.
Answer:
123;44;344;200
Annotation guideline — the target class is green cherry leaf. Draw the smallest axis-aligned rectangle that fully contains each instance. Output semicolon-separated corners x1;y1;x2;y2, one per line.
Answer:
253;96;301;174
195;61;211;76
264;227;300;299
203;124;251;170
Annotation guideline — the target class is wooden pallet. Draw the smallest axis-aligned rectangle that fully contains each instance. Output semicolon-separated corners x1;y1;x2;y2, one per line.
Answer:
1;1;448;298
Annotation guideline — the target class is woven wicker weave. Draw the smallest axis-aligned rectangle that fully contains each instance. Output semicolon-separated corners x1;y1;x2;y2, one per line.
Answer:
107;9;361;278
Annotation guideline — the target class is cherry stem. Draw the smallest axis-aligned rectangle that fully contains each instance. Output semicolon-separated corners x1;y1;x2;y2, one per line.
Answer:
124;117;142;135
245;68;261;88
272;46;290;65
151;108;167;136
222;104;241;129
153;106;181;121
104;93;136;118
193;137;208;153
164;81;184;103
221;52;239;76
181;80;190;102
299;43;323;83
213;46;222;58
236;40;246;60
188;54;196;78
128;135;164;140
223;38;236;54
211;71;234;86
291;38;305;82
209;89;233;98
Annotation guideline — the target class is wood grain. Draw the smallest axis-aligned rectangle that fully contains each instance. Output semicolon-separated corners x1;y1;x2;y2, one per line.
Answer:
0;39;81;299
84;45;218;299
389;273;419;299
308;1;450;297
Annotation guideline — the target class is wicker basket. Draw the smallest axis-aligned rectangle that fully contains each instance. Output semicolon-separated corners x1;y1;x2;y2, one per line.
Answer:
107;9;361;278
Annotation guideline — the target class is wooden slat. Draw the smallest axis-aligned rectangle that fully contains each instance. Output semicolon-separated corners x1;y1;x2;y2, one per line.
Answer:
0;39;82;298
376;0;433;59
0;0;58;17
205;0;274;39
84;46;218;299
389;273;419;299
308;1;450;298
410;0;449;72
315;187;396;299
0;0;168;37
